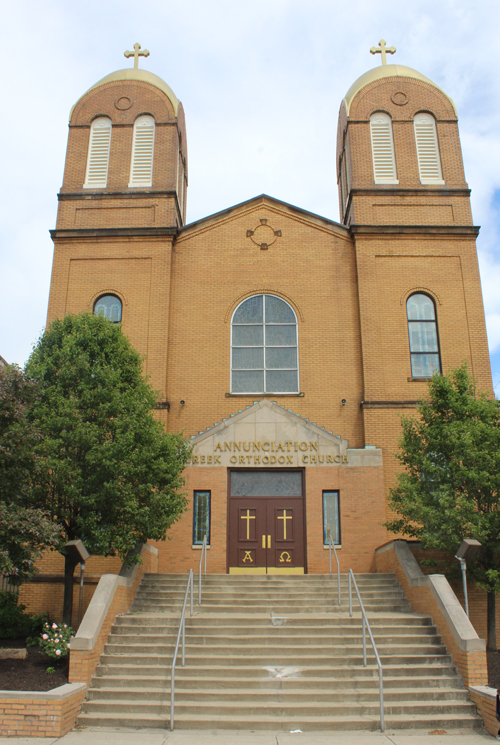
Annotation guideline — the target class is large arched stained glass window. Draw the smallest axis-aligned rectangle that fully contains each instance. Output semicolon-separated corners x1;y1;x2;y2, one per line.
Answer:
231;295;299;393
94;294;122;324
407;293;441;378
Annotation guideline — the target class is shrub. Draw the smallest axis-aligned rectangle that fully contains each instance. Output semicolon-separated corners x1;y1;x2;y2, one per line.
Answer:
0;591;44;639
39;622;73;660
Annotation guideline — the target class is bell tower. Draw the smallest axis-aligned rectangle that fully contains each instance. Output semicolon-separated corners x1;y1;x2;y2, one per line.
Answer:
336;40;472;228
336;43;492;508
47;46;187;421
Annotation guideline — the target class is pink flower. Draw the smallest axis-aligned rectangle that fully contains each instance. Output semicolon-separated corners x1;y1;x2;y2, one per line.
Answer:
67;643;71;649
42;634;48;640
52;623;58;629
55;638;59;642
55;649;61;656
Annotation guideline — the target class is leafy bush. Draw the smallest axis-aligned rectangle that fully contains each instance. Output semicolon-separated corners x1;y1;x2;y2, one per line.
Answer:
39;622;73;660
0;591;46;639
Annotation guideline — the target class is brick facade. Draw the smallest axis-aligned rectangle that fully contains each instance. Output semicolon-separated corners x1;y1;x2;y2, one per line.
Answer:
36;60;493;587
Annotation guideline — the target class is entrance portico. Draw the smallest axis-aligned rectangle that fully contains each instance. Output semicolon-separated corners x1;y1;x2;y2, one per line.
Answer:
154;400;386;575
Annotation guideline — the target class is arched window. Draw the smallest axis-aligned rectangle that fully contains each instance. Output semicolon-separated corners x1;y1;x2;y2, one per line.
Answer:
369;112;398;184
94;294;122;323
407;293;441;378
414;113;444;184
84;117;112;188
129;115;155;187
231;295;299;393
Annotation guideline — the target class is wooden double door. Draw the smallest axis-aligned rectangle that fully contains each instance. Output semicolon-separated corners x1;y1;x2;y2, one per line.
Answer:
228;495;305;574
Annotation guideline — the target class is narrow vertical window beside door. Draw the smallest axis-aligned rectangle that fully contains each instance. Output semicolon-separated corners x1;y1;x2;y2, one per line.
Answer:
193;491;210;545
323;490;340;545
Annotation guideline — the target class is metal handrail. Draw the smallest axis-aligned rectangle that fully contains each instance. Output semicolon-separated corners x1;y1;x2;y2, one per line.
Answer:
328;532;341;606
170;568;194;731
348;569;384;732
198;534;207;605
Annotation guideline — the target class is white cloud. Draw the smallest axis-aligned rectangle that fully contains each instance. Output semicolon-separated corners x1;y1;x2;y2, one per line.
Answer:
2;0;500;373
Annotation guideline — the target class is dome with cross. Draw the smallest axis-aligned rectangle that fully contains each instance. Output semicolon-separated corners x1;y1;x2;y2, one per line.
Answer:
69;43;179;119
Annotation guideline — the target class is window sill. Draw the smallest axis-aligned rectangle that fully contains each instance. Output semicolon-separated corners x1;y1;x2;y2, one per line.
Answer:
226;392;305;397
323;545;342;549
407;377;433;382
192;545;211;550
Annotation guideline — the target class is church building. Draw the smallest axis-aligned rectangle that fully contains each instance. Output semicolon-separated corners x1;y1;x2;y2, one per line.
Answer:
45;42;492;580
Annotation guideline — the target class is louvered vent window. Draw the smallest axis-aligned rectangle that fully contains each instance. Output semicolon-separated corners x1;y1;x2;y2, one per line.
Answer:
414;114;444;184
370;112;398;184
129;115;155;187
84;117;112;189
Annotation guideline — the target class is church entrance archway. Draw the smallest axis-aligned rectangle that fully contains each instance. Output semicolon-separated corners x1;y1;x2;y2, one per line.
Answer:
227;470;305;574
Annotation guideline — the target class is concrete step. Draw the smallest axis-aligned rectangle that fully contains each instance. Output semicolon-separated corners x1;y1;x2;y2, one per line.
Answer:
103;642;447;657
90;674;465;690
131;603;410;614
76;711;482;732
98;649;452;664
107;631;443;645
87;686;470;703
95;662;459;679
81;697;476;717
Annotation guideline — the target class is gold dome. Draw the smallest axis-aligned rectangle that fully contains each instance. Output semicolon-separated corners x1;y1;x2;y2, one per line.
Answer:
70;68;180;120
343;64;456;115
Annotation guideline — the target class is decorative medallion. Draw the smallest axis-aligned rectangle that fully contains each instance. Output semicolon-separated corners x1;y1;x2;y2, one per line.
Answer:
391;91;408;106
115;96;133;111
246;219;282;250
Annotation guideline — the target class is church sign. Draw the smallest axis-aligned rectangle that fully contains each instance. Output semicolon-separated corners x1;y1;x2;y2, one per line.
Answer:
187;399;382;468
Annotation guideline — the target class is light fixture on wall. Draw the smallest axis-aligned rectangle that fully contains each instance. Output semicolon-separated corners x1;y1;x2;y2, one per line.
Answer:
341;399;347;406
180;400;186;406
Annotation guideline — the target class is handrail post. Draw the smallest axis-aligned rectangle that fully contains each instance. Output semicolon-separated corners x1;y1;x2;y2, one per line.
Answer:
362;617;366;666
379;667;385;732
190;570;193;617
348;571;352;617
198;535;206;606
328;533;341;606
181;610;185;666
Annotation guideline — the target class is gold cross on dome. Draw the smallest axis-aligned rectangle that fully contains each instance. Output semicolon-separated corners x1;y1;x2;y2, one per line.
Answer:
124;43;150;69
370;39;396;65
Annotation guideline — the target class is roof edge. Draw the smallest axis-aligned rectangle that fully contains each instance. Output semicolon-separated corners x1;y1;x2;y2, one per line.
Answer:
179;194;349;238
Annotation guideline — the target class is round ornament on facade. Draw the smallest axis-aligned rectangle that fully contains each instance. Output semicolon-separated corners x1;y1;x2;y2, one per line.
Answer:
391;91;408;106
246;219;282;250
115;96;133;111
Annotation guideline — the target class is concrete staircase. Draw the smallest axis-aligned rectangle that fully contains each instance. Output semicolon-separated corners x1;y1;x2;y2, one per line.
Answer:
78;573;481;731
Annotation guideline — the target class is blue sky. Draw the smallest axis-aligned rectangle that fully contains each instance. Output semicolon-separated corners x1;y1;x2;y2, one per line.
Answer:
1;0;500;395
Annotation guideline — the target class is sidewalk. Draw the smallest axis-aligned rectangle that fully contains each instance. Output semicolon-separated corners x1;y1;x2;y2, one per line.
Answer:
0;727;494;745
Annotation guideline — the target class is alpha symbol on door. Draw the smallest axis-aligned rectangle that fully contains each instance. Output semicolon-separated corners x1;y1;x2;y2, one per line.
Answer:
279;551;292;563
242;551;253;563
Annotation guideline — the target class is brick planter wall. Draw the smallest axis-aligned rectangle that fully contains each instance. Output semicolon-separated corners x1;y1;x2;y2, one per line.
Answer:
375;540;487;688
0;683;86;737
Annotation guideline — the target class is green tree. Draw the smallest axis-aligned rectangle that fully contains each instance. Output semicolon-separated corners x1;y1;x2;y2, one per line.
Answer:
25;314;191;624
0;365;61;583
386;365;500;650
